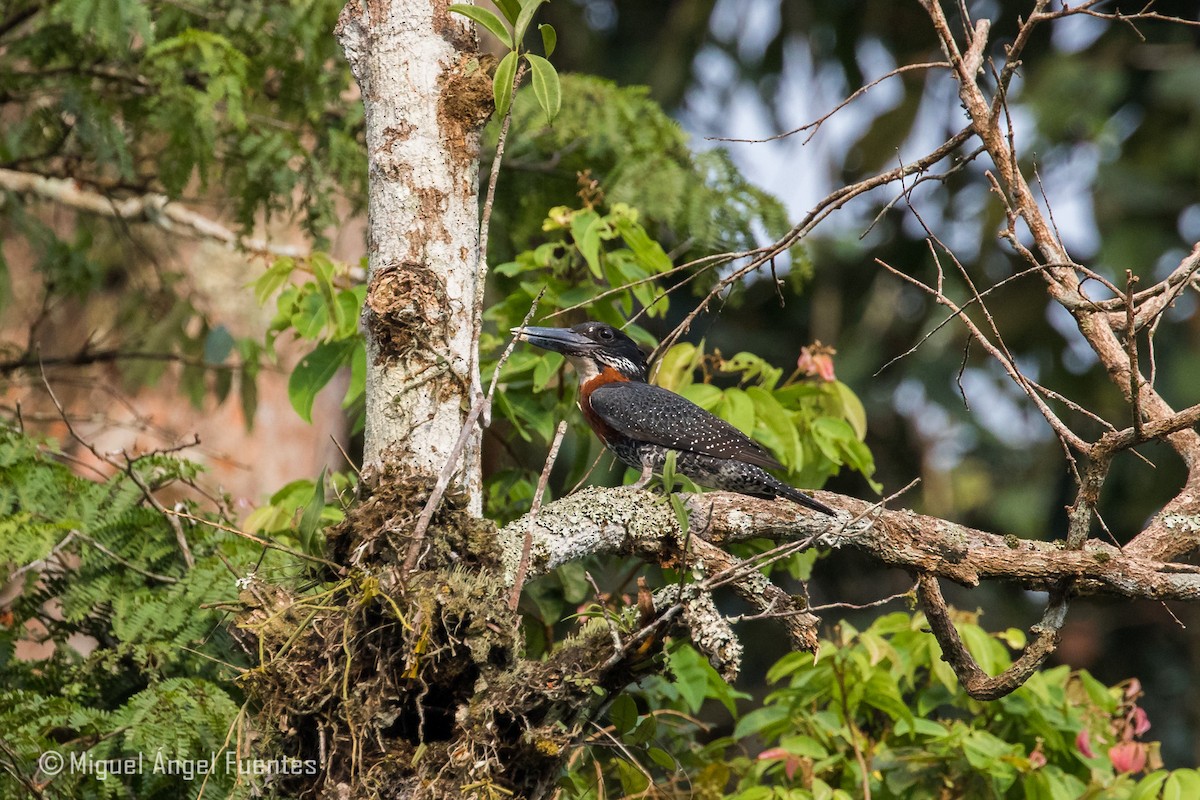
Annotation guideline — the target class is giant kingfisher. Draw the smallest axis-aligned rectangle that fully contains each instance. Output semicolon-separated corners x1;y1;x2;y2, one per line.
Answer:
513;321;837;516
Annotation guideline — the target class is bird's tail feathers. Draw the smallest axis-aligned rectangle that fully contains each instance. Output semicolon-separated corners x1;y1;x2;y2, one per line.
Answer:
774;481;837;516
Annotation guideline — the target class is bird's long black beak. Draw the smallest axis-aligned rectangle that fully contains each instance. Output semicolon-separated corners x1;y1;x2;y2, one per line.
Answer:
511;326;593;355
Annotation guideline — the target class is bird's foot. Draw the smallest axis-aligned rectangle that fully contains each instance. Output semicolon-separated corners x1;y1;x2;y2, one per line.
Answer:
629;463;655;490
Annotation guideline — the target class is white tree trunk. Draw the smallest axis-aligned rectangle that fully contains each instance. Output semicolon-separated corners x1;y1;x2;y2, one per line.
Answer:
336;0;485;512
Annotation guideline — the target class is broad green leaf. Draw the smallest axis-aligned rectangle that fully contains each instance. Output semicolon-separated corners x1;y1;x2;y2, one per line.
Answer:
835;381;868;439
203;325;234;364
532;351;563;391
653;342;698;392
254;258;294;305
863;670;914;727
1131;772;1169;800
513;0;547;45
779;735;828;758
960;622;1010;675
647;747;675;771
733;703;790;740
557;561;591;604
680;382;722;411
720;387;757;435
668;643;711;714
615;215;673;273
493;0;521;23
998;627;1027;650
746;386;801;468
812;416;856;463
448;4;513;49
344;341;366;409
335;288;363;339
629;714;657;746
1163;769;1200;800
893;717;949;738
766;651;814;685
492;50;519;119
240;364;259;428
289;340;355;423
962;729;1015;769
609;693;637;735
291;291;329;340
570;210;603;276
538;23;556;57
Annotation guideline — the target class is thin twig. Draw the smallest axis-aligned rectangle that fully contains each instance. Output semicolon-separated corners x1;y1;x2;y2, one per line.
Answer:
162;508;344;572
404;290;545;573
471;60;529;418
509;419;567;610
1125;270;1144;441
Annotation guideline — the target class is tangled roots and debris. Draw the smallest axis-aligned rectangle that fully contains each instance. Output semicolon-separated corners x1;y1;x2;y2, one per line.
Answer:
234;465;631;799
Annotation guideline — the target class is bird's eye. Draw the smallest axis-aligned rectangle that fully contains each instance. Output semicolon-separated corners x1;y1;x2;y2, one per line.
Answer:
598;327;613;340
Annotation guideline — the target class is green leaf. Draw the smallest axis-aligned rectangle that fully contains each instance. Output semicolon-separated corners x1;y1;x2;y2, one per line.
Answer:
493;0;521;23
525;54;561;123
344;341;366;409
746;386;801;468
668;644;713;714
570;210;603;277
538;23;556;57
719;387;756;435
289;340;355;423
513;0;546;45
1131;771;1169;800
254;258;294;305
679;382;722;411
660;449;677;491
653;343;698;392
609;694;637;736
240;366;259;429
298;467;326;555
669;494;690;534
629;714;657;745
532;351;563;391
448;4;513;49
1164;770;1200;800
203;325;234;365
733;703;790;740
647;746;675;771
834;381;868;439
493;50;519;120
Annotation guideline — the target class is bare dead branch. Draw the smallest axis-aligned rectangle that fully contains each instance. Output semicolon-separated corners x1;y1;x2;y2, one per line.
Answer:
917;573;1067;701
0;167;306;259
709;61;952;145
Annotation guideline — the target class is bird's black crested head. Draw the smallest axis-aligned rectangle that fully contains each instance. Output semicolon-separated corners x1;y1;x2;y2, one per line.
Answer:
513;321;649;382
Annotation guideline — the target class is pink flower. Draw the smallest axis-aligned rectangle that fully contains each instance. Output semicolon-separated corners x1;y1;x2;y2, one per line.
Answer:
1028;748;1047;769
757;747;800;780
1130;707;1151;737
1076;730;1096;759
1109;742;1148;774
797;343;837;382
